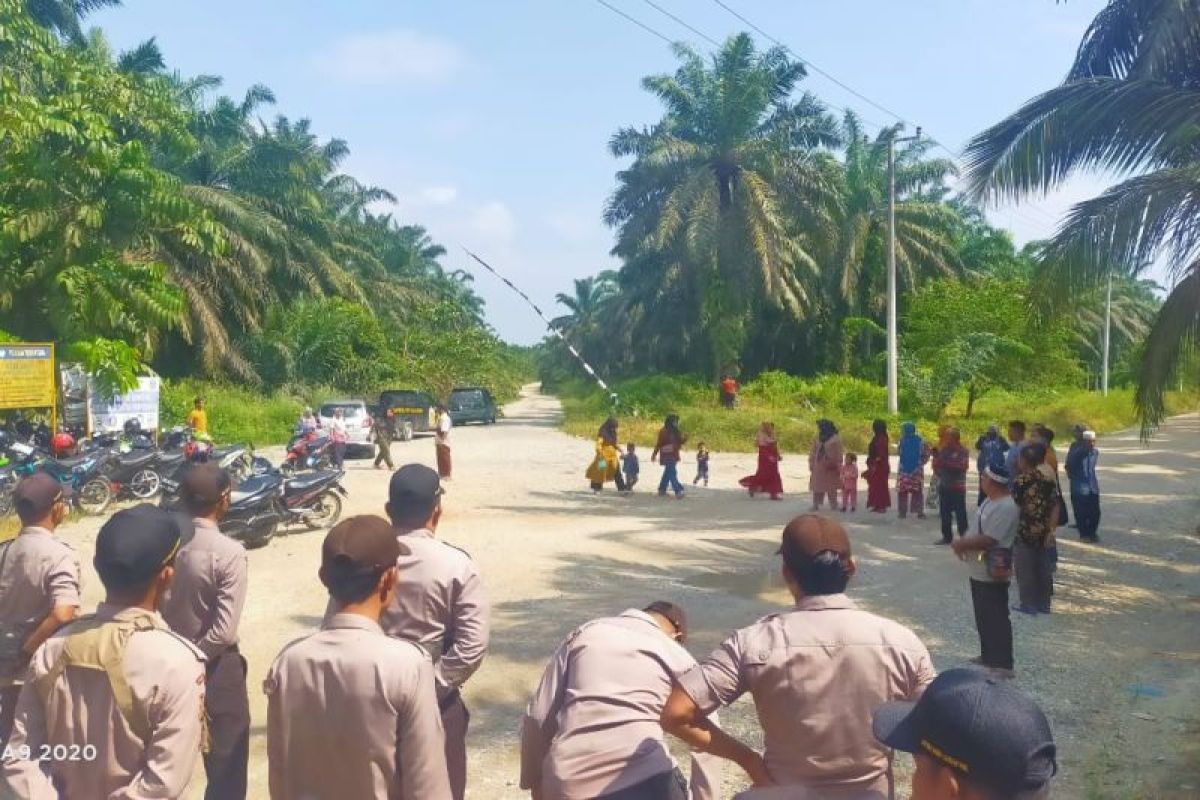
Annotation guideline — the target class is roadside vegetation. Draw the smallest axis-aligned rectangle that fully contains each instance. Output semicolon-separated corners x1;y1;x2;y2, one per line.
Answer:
552;373;1200;455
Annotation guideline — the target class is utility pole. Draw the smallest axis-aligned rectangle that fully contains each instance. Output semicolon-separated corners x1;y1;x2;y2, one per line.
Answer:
1101;269;1113;396
886;126;920;415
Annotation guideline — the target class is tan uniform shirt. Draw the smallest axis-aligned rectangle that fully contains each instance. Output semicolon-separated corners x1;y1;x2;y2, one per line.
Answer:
520;610;721;800
264;612;451;800
678;595;935;798
1;605;206;800
380;529;489;695
0;527;81;687
160;518;248;658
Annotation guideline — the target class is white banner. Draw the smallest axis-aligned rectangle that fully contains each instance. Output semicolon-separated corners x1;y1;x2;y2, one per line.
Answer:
87;376;161;433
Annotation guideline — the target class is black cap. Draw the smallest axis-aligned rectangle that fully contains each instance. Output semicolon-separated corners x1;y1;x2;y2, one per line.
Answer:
14;473;71;522
388;464;444;525
643;600;688;640
94;504;182;590
322;515;409;581
873;669;1057;796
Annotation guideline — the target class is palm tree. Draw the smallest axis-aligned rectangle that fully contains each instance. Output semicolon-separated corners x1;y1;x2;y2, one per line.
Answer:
604;33;841;372
963;0;1200;431
25;0;120;42
551;273;618;333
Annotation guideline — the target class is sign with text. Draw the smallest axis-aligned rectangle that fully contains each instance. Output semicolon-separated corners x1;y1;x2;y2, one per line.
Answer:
0;344;56;410
88;376;161;433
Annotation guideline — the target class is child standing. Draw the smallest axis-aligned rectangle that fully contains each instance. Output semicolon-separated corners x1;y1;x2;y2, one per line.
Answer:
841;453;860;512
621;443;640;493
694;443;711;486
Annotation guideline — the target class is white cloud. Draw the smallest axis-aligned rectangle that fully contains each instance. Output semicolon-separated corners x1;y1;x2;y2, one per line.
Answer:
418;185;458;206
470;201;517;242
315;29;464;86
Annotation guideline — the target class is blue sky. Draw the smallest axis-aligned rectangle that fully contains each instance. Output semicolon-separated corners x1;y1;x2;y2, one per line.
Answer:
93;0;1110;344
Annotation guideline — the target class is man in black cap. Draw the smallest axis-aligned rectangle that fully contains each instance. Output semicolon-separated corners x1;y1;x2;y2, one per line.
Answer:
266;515;450;799
873;668;1057;799
0;474;80;746
1;504;207;799
381;463;490;800
160;463;250;800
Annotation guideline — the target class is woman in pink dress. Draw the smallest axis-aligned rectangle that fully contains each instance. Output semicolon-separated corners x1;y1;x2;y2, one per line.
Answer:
740;421;783;500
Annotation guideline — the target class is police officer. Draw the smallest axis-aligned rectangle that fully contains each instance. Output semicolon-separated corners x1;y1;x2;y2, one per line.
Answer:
661;515;936;799
160;463;250;799
873;668;1057;799
265;515;450;800
1;504;206;799
383;463;489;800
373;408;395;471
0;474;80;746
520;601;721;800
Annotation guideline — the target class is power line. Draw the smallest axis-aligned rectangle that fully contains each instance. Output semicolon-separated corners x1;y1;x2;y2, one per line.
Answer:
640;0;720;46
592;0;674;45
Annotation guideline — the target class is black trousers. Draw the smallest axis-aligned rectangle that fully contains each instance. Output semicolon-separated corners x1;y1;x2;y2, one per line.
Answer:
204;647;250;800
970;579;1013;670
373;440;393;469
0;685;20;749
939;488;968;542
597;769;688;800
1014;541;1053;612
1075;492;1102;539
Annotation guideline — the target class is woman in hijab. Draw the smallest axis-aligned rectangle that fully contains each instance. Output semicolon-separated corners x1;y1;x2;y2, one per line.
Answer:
896;422;929;519
586;416;627;494
808;419;843;510
865;419;891;513
739;421;784;500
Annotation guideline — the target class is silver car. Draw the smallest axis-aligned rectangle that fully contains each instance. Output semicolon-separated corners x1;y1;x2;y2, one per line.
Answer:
317;400;373;455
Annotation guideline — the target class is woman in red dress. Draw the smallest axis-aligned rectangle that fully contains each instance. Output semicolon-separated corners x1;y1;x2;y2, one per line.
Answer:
865;418;892;512
740;421;784;500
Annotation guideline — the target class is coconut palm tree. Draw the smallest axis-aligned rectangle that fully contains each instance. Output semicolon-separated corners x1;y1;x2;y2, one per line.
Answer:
551;273;618;333
963;0;1200;430
604;33;841;372
24;0;120;42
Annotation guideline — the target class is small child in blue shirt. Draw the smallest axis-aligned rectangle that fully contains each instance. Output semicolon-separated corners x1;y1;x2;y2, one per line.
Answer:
622;443;640;492
694;443;711;486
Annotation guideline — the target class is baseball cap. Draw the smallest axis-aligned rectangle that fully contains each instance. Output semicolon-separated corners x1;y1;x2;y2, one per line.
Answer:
777;514;852;562
321;515;409;582
873;668;1057;796
643;600;688;639
14;473;71;522
94;504;182;590
388;464;444;524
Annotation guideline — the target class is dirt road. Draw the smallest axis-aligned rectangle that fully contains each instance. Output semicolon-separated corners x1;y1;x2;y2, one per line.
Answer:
57;386;1200;798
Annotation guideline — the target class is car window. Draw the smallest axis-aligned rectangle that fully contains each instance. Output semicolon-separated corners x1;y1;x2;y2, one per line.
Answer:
379;391;429;408
319;403;364;418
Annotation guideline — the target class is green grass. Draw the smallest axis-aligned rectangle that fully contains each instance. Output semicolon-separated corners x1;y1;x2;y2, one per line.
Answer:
161;380;341;447
555;372;1200;453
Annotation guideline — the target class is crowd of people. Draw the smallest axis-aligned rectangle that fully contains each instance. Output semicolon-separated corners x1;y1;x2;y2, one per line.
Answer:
0;460;1059;800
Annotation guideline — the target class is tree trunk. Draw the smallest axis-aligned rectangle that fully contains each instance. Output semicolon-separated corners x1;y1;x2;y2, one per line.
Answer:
966;383;978;418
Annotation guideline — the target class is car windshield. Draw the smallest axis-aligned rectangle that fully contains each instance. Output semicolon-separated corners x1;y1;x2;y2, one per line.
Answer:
450;390;486;408
319;403;364;418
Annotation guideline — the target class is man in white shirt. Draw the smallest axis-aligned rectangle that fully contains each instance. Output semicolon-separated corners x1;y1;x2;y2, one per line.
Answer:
952;464;1020;678
435;404;453;479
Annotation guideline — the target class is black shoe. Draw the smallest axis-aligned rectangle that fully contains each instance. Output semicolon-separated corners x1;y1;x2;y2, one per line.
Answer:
933;539;951;546
1080;535;1100;543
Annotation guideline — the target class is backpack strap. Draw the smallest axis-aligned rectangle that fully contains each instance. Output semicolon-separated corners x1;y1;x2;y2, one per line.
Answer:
35;613;159;743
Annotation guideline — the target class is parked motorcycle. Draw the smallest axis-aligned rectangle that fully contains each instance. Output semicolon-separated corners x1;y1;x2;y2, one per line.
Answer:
282;431;332;475
161;468;346;549
100;449;167;501
8;442;114;515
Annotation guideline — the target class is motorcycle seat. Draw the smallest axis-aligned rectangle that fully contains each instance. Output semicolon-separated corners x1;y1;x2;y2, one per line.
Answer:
158;451;186;465
117;451;157;469
46;455;93;471
286;470;342;492
232;473;282;502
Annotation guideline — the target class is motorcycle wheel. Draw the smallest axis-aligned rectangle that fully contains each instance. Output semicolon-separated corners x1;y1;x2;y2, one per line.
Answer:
129;469;161;500
77;479;113;515
304;491;343;530
242;523;277;550
399;421;414;442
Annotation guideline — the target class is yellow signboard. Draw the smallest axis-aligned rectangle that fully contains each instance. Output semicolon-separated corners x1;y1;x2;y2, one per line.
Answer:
0;343;56;410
